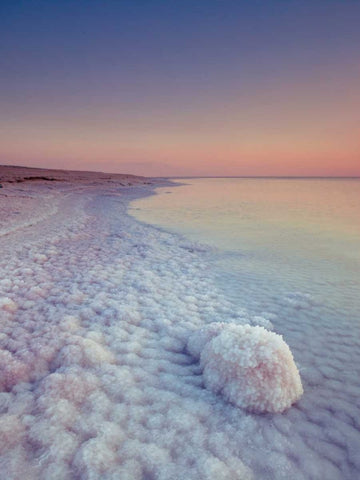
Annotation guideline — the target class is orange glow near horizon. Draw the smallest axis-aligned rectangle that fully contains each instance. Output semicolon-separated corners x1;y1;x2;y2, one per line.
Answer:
1;2;359;177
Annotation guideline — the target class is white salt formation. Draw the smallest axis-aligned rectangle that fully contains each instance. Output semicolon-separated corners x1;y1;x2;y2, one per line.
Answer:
188;323;303;413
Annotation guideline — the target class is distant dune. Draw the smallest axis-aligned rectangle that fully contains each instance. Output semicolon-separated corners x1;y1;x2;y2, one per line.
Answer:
0;164;151;186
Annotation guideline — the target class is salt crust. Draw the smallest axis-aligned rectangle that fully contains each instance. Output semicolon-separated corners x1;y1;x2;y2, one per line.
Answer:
0;179;255;479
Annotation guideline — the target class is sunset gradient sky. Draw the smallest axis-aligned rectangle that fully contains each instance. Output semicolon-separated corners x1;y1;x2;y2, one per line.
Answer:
1;0;359;176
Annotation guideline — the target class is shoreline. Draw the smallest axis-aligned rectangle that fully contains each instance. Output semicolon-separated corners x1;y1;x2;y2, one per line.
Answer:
1;166;259;479
0;164;173;242
1;166;359;480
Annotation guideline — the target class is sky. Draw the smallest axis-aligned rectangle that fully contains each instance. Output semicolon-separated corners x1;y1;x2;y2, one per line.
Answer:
0;0;359;177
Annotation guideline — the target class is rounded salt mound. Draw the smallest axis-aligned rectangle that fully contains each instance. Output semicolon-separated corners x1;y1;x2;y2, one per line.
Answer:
190;323;303;414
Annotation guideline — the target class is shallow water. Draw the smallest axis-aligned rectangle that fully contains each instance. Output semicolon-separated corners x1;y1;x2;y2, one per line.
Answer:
130;177;360;480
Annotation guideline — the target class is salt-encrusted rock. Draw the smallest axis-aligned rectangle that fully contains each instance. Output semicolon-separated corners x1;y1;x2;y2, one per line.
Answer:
188;323;303;413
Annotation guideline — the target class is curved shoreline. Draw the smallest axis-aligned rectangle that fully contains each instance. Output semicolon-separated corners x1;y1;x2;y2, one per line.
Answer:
0;171;256;479
1;168;359;480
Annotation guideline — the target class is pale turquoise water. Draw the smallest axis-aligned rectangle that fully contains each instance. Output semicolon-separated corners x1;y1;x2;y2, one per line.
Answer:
130;178;360;478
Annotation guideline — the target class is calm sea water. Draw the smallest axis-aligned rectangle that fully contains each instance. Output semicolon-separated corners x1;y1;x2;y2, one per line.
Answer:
130;178;360;479
131;178;360;318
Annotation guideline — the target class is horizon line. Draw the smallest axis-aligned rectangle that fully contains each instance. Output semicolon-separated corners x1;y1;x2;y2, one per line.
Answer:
1;164;359;180
168;175;360;179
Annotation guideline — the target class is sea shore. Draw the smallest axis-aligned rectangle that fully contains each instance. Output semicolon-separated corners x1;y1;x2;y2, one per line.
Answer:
0;165;257;479
1;166;358;480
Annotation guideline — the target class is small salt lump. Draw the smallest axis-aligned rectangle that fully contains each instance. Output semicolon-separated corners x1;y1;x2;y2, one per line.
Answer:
188;323;303;413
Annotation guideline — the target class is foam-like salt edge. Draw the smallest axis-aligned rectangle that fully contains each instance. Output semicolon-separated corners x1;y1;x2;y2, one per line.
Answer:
0;173;358;480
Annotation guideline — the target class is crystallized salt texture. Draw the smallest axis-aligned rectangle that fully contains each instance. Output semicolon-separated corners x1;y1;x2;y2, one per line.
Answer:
189;323;303;413
187;322;227;359
0;297;18;313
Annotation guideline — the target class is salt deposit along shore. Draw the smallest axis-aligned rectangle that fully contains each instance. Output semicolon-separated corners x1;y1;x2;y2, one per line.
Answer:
0;166;356;480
